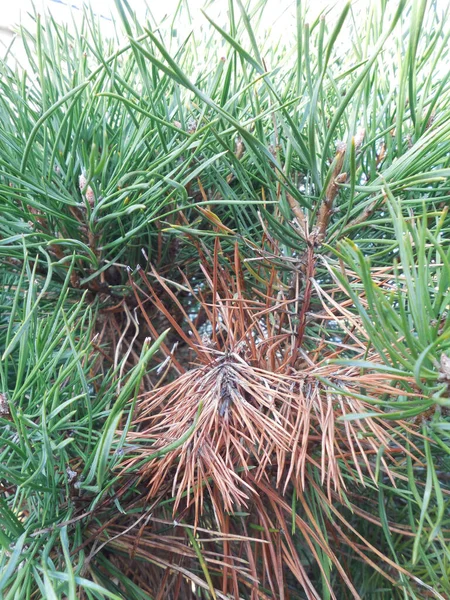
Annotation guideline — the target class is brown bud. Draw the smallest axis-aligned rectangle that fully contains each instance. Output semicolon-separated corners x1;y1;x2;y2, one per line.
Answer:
0;393;10;417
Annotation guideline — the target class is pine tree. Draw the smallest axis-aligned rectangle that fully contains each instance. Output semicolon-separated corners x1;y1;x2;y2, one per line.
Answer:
0;1;449;597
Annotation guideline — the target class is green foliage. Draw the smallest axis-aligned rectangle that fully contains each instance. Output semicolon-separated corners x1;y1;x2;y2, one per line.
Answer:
0;254;165;597
0;0;449;597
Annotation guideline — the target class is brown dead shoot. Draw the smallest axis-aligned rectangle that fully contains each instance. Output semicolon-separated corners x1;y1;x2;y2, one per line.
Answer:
113;234;423;598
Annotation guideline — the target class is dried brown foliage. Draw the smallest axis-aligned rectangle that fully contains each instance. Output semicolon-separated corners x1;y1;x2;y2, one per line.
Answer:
109;238;422;599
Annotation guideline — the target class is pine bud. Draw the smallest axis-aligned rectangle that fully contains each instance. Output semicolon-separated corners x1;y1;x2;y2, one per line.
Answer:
79;173;95;207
